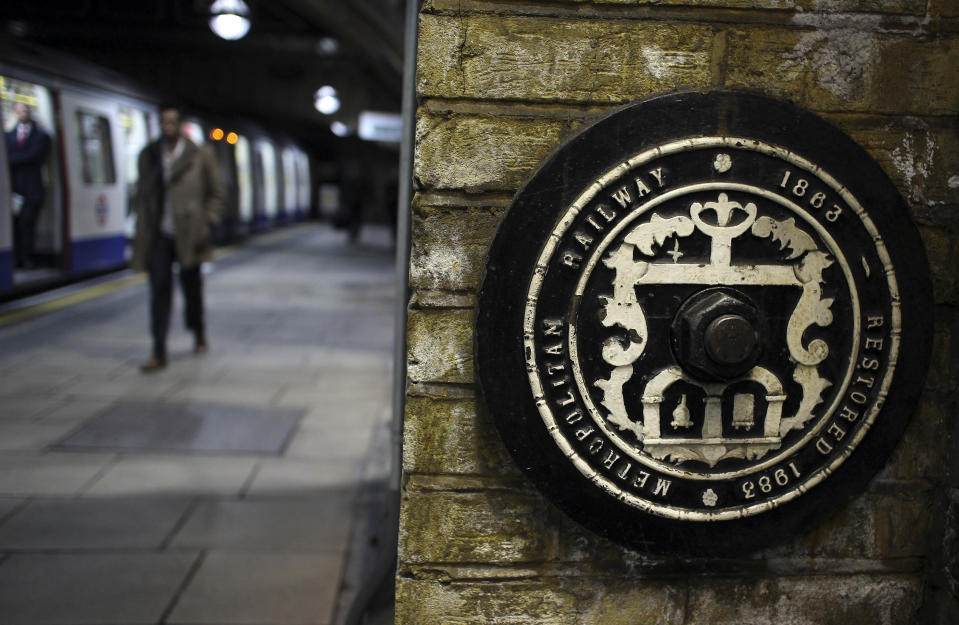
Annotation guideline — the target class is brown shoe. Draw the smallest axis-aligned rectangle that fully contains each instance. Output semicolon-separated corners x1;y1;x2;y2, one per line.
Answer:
139;357;167;373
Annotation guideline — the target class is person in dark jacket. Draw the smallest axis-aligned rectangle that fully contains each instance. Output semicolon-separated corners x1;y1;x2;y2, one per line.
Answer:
132;106;224;372
6;102;51;268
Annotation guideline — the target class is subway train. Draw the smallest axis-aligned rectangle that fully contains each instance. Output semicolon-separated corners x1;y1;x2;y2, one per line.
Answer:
0;39;313;297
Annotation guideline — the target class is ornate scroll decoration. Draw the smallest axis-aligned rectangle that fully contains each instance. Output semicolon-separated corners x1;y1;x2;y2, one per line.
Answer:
595;215;694;438
592;194;835;467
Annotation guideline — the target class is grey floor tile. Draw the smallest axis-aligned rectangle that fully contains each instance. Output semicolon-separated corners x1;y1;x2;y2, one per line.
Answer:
305;349;391;370
35;397;115;423
217;368;319;387
170;498;352;552
57;401;303;454
85;456;257;497
299;401;389;428
168;383;284;406
0;223;396;620
0;396;60;421
169;551;344;625
0;454;114;497
0;552;197;625
0;373;79;396
61;374;184;400
0;498;23;522
0;422;81;451
313;373;392;394
282;427;374;460
205;351;310;371
0;498;191;550
247;458;366;494
9;349;124;371
275;388;389;412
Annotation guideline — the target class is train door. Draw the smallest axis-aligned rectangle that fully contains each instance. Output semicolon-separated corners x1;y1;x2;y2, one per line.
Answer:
281;145;297;222
295;149;311;218
234;134;254;232
59;90;126;273
205;127;238;242
0;107;10;293
256;139;278;223
0;76;63;287
181;120;206;147
118;105;154;247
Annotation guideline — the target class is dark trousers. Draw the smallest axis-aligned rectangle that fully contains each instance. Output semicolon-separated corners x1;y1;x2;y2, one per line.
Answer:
148;235;205;359
13;200;41;267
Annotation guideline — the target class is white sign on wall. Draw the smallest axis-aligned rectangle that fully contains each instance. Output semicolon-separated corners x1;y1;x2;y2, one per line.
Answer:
358;111;402;143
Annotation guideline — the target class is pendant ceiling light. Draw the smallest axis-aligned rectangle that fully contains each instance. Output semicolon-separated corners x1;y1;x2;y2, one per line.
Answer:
210;0;251;41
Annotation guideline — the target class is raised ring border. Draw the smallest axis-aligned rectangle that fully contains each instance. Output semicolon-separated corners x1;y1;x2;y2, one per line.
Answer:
522;136;902;521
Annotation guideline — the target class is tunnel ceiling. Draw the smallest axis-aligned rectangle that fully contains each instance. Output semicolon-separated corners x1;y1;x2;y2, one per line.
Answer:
0;0;406;151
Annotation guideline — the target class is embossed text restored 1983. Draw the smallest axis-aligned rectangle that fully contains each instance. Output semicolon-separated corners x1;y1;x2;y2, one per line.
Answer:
476;91;931;552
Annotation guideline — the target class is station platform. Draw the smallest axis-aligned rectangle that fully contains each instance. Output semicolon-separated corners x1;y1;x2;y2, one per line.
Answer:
0;223;397;625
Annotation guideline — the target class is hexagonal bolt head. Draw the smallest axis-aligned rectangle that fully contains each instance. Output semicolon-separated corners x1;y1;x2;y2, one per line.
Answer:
670;288;765;382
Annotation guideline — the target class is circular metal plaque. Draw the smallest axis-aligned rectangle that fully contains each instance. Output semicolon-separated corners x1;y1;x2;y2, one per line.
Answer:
476;91;932;553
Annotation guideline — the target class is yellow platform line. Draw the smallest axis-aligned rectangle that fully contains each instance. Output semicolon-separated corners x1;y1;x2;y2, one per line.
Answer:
0;273;147;328
0;223;313;328
0;242;249;328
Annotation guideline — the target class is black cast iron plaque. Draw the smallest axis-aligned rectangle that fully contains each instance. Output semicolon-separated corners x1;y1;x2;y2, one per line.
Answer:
475;90;933;553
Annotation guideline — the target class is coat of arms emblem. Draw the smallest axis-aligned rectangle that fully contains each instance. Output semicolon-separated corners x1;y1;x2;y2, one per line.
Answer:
592;191;836;469
476;91;931;552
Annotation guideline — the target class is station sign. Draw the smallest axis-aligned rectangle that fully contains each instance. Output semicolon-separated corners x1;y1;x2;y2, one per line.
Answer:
358;111;402;143
475;91;932;553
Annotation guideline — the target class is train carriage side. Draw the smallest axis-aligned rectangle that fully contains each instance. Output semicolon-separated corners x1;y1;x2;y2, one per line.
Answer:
279;141;312;222
207;126;242;244
181;116;243;244
138;116;312;243
60;89;155;273
201;121;264;239
0;42;314;298
0;107;10;292
280;142;297;224
212;122;311;233
256;136;280;227
294;147;312;219
233;132;255;233
0;46;158;296
0;74;65;291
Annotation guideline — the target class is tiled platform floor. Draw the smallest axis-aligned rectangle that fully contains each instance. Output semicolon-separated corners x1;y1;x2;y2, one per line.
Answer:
0;224;396;625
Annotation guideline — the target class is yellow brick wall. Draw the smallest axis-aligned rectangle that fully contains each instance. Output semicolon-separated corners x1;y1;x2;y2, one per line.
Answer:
402;1;959;622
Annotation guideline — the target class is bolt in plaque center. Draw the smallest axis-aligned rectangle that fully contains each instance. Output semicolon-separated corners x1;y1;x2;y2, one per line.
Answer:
670;288;764;382
705;314;758;366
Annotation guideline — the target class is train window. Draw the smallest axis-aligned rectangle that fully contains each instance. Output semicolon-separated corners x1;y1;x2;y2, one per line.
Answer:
282;147;297;215
76;110;116;185
182;121;205;146
1;76;63;261
296;150;311;211
234;134;254;222
257;140;278;218
118;107;149;191
0;76;56;136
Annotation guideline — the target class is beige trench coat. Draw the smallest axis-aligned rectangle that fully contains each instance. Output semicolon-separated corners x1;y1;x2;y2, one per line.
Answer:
132;138;225;271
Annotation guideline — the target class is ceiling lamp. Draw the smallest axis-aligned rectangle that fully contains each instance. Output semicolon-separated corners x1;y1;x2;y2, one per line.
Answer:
210;0;251;41
317;37;339;56
330;121;350;137
314;86;340;115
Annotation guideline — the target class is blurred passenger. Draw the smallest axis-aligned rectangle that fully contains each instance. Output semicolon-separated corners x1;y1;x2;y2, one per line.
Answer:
132;106;224;372
6;102;51;269
340;162;363;243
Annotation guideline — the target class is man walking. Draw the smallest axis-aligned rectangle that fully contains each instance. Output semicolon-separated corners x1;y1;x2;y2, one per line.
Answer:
132;106;224;372
6;102;51;269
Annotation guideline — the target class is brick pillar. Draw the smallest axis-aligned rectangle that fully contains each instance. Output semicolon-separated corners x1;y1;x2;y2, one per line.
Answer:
400;1;959;622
